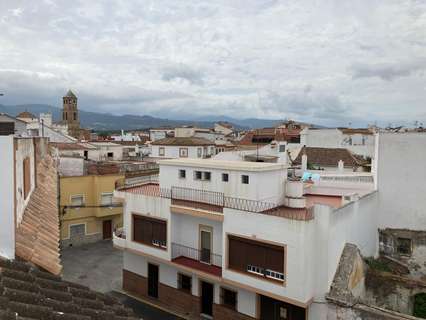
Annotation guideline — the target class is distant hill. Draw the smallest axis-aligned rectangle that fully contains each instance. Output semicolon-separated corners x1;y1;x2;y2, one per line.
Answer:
0;103;321;131
0;104;236;131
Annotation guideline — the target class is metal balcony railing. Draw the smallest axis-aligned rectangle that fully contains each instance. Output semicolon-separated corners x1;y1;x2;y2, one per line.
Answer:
171;243;222;267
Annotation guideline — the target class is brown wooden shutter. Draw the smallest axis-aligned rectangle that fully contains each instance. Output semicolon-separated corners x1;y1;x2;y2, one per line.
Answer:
133;216;143;243
23;157;31;199
249;242;267;269
228;236;246;271
266;246;284;273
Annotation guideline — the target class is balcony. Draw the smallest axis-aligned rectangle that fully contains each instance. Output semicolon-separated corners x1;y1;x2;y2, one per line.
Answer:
171;243;222;277
113;228;126;249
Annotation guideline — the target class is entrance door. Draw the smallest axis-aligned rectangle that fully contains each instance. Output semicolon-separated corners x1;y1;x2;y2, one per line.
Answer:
148;263;159;298
102;220;112;240
260;295;306;320
201;281;214;317
200;229;212;264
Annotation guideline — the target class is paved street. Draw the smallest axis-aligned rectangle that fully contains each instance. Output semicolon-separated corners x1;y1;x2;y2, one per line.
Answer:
61;241;182;319
62;241;123;293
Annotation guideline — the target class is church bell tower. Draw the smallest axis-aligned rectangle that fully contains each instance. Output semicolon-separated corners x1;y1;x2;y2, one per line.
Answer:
62;90;80;138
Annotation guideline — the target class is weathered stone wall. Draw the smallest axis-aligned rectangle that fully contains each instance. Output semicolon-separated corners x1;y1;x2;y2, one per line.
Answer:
327;243;426;320
364;270;426;315
379;229;426;277
328;303;422;320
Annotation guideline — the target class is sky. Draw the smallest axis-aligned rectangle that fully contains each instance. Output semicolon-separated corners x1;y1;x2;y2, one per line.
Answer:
0;0;425;127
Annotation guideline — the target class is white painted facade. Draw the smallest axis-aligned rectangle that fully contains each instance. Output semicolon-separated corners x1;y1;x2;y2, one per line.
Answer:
0;136;38;260
88;142;124;161
376;132;426;230
0;136;16;259
151;144;215;159
301;128;375;158
14;138;36;224
149;129;171;141
112;132;426;320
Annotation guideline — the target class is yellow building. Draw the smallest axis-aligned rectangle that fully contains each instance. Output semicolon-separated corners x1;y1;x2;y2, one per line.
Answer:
60;173;124;246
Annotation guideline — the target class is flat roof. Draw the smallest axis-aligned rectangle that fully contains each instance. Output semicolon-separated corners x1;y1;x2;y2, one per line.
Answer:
158;158;287;171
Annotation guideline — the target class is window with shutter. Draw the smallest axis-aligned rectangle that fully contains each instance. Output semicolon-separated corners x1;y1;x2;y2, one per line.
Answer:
133;215;167;249
228;235;285;282
23;157;31;199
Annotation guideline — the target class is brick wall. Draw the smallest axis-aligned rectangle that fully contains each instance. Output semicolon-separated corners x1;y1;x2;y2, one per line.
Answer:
213;304;256;320
123;269;256;320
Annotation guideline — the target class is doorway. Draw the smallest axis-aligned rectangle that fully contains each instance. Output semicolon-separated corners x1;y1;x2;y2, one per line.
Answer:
148;263;159;298
102;220;112;240
260;295;306;320
200;281;214;317
200;228;212;264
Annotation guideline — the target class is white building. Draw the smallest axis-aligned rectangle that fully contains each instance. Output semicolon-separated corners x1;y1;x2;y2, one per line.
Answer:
111;130;142;142
150;137;215;159
113;156;378;320
300;128;376;158
88;141;124;161
214;122;234;136
149;128;173;142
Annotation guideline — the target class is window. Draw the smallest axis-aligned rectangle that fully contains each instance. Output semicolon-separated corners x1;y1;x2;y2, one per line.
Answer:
197;147;202;158
70;224;85;238
133;215;167;249
179;169;186;179
203;172;211;181
228;235;285;282
194;171;211;181
194;171;202;180
107;152;114;159
397;237;412;255
23;157;31;199
159;147;165;156
279;144;286;152
221;288;237;310
178;273;192;293
179;148;188;158
222;173;229;182
71;195;84;206
241;175;249;184
73;112;77;121
101;193;113;206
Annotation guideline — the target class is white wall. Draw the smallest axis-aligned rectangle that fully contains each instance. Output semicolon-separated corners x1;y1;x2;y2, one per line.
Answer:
122;192;172;261
159;164;287;203
376;133;426;230
58;157;85;176
223;207;316;303
302;128;375;158
171;213;223;258
15;138;36;224
151;145;215;159
0;136;15;259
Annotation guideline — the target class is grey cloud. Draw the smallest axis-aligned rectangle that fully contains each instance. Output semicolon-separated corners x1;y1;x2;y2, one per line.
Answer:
162;64;205;86
261;90;350;121
352;61;426;81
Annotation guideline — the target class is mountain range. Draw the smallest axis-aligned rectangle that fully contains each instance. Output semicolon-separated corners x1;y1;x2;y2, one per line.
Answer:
0;104;285;131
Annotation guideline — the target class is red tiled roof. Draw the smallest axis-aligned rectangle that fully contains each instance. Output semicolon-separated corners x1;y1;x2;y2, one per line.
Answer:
15;154;62;275
239;127;301;145
293;147;369;168
338;128;374;135
151;137;214;146
0;258;138;319
262;206;314;221
50;142;89;150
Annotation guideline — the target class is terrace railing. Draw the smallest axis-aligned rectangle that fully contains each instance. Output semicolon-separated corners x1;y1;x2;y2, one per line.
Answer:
118;184;281;214
171;243;222;267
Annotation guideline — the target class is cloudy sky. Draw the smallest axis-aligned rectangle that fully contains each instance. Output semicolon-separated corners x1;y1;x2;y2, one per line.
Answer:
0;0;425;126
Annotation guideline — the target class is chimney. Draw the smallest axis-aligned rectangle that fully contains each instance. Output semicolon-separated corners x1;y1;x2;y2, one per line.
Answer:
338;160;344;172
302;153;308;172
